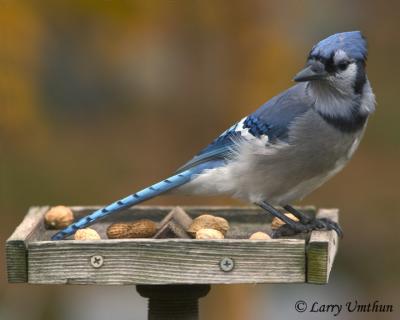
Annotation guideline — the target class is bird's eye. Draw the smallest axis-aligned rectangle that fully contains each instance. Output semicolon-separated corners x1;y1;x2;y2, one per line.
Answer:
337;61;349;71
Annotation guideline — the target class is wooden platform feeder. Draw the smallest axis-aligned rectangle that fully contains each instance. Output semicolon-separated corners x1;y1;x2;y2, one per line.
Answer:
6;205;339;320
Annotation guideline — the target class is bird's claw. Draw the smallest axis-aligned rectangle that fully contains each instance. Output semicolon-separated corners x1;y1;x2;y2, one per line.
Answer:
272;217;343;238
314;217;343;238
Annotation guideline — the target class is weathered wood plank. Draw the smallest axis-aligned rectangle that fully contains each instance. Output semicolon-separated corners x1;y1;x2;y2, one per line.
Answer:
306;208;339;284
6;206;48;283
27;238;306;285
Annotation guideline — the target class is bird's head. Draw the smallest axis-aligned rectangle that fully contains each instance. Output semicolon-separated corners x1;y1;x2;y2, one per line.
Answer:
294;31;368;95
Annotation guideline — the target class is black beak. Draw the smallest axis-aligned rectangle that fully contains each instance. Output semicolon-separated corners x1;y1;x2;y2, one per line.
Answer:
293;60;328;82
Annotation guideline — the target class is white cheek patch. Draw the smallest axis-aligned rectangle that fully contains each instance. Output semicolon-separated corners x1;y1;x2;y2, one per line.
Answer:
338;63;357;82
329;62;358;95
330;49;359;94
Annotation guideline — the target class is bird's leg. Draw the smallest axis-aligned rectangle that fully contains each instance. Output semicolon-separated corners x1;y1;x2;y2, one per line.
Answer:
257;201;303;230
257;201;343;238
283;204;312;224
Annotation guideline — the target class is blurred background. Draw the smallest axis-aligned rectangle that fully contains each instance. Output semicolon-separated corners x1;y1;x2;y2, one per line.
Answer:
1;1;399;319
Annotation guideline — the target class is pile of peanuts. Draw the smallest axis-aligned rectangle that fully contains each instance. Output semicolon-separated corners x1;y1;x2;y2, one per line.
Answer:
44;205;299;240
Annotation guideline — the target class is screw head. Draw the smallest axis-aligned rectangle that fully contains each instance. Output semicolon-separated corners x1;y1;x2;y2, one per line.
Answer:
219;257;234;272
90;255;104;268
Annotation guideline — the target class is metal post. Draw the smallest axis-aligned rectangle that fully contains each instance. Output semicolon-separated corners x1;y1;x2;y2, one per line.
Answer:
136;285;211;320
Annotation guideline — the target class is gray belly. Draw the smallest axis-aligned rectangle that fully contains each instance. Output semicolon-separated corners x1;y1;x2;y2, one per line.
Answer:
238;110;366;204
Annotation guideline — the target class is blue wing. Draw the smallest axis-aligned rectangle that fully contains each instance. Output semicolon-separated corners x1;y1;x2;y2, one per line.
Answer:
250;84;311;141
177;83;311;172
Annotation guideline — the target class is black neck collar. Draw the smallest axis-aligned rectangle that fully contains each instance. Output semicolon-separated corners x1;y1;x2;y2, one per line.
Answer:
317;107;368;133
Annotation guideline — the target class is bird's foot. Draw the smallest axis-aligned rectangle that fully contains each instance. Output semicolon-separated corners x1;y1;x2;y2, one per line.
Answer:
272;217;343;238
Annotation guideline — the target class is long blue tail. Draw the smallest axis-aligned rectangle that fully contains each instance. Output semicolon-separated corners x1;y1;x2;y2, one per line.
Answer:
51;168;198;240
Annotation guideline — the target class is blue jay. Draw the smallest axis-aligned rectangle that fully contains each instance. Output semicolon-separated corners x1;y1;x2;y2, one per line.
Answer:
52;31;375;240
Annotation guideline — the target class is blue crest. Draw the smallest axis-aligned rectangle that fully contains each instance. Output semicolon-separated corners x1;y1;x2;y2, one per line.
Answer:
310;31;367;61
